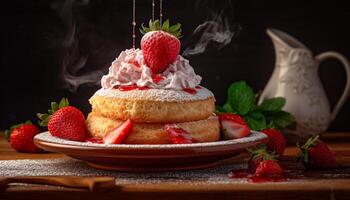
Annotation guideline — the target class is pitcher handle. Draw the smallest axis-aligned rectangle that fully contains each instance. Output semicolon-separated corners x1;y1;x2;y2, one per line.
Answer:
315;51;350;121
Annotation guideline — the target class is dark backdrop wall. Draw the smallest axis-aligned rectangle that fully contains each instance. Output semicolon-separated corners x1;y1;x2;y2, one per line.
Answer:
1;0;349;131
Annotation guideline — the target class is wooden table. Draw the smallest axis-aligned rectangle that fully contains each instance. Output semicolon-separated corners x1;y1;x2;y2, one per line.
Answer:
1;132;350;200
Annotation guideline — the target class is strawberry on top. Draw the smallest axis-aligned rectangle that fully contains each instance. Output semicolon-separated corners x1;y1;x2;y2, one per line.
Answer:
140;19;181;74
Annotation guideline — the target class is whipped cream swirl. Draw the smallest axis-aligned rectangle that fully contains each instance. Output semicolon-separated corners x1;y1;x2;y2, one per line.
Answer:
101;48;202;90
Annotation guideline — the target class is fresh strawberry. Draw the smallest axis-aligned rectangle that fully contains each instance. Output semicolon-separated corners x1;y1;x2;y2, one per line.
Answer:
164;124;196;144
38;98;87;141
297;135;337;170
103;119;134;144
248;144;278;173
261;128;286;157
248;156;263;174
5;121;42;153
140;19;181;74
218;113;250;139
255;160;283;177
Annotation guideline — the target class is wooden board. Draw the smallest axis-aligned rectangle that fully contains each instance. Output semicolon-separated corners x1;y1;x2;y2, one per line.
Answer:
1;132;350;200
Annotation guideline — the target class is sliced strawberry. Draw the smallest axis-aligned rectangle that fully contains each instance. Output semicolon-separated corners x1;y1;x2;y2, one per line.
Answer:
103;119;134;144
219;113;250;139
164;124;196;144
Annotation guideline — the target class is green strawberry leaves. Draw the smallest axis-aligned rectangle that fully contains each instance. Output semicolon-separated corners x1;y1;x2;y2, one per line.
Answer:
248;144;278;161
37;98;69;127
140;19;182;38
217;81;295;131
296;135;319;163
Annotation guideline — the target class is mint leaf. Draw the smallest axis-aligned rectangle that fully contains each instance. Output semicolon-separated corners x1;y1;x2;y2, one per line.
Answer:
228;81;255;115
223;102;234;113
244;111;267;131
215;106;225;113
257;97;286;113
266;111;295;129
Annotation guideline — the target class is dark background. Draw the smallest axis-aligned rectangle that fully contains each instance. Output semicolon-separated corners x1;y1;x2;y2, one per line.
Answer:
1;0;349;131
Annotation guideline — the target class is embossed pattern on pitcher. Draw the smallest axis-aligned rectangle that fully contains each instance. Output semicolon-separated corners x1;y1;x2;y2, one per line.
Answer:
279;49;322;105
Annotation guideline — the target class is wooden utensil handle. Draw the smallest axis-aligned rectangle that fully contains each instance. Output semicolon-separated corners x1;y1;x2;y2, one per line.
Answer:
2;176;116;191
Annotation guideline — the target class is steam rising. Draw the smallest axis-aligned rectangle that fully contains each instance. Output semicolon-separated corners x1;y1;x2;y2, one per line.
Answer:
183;3;240;57
54;0;239;92
58;0;104;92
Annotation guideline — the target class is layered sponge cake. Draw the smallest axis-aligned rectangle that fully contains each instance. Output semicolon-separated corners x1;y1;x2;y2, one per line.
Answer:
89;87;215;123
86;21;220;144
86;48;220;144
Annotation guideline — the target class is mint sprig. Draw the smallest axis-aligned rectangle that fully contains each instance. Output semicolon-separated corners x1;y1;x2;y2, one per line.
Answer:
227;81;255;115
216;81;295;131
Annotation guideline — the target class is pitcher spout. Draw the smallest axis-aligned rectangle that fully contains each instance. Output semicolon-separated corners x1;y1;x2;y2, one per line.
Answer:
267;28;308;51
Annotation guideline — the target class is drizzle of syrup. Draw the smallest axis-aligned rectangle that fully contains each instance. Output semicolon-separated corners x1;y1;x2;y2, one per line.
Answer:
228;169;287;183
85;137;103;144
228;169;250;178
182;88;197;95
152;74;164;84
115;84;150;91
128;60;141;68
118;85;139;91
138;86;150;90
195;86;202;89
248;176;287;183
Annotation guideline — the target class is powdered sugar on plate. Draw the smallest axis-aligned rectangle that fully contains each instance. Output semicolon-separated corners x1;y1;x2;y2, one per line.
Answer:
0;158;249;184
34;131;267;149
93;86;214;102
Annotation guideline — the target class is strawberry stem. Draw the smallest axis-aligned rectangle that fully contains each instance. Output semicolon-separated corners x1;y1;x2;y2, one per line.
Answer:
140;19;182;38
37;98;69;127
248;144;278;161
296;135;320;163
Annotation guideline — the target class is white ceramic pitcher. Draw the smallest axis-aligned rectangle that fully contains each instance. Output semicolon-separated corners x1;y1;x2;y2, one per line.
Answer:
259;28;350;141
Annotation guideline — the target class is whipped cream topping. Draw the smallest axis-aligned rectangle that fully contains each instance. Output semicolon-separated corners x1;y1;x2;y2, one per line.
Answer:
101;48;202;90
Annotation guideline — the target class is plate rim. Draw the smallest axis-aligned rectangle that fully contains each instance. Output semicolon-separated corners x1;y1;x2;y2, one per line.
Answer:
34;131;267;150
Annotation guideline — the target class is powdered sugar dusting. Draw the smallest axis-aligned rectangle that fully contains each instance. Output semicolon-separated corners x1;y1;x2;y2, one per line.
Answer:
34;131;266;149
0;158;250;184
93;86;214;102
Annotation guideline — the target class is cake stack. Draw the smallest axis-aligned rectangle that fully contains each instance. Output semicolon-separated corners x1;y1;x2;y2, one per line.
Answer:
86;20;220;144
